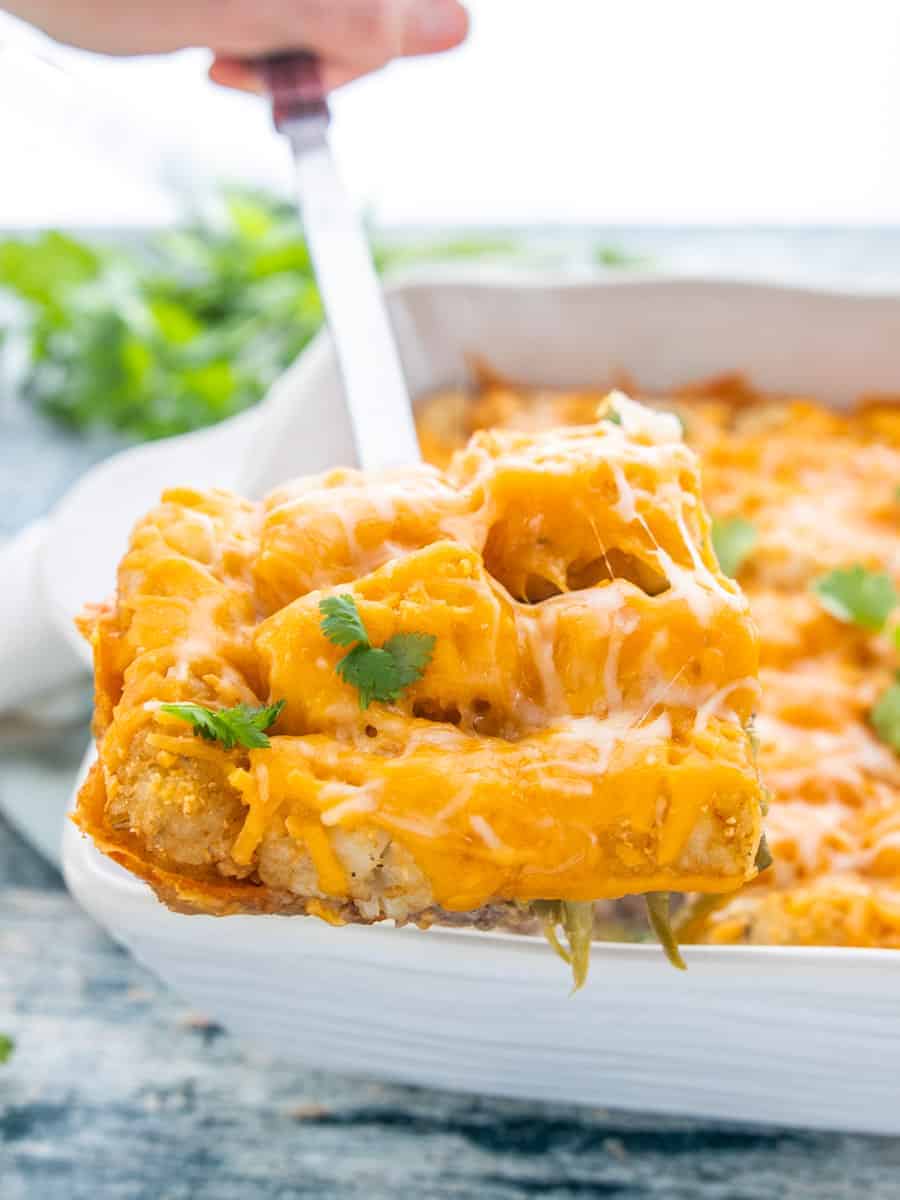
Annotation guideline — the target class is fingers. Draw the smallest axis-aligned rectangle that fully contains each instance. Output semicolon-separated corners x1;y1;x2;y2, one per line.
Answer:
312;0;470;62
208;58;264;94
209;0;469;94
212;0;469;69
209;55;366;95
0;0;469;61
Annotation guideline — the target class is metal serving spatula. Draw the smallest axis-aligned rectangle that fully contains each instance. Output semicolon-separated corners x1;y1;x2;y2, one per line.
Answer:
258;53;421;471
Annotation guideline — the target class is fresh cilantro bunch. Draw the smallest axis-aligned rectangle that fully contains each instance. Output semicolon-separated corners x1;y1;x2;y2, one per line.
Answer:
0;199;322;441
0;196;642;443
159;699;285;750
711;516;758;579
319;595;435;709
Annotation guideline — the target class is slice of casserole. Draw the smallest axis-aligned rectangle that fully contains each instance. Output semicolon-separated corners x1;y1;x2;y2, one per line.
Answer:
75;394;765;978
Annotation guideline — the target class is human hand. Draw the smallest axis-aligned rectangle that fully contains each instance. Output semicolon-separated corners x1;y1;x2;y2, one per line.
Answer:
3;0;470;90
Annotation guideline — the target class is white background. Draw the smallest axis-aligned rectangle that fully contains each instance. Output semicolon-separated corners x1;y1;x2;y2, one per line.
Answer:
1;0;900;227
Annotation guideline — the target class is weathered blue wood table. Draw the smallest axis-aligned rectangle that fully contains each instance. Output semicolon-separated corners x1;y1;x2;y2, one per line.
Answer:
4;231;900;1199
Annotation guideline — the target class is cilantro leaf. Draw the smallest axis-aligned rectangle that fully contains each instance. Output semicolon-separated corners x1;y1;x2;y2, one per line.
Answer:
159;700;284;750
319;595;370;647
871;678;900;754
711;516;758;578
813;566;898;632
321;595;434;708
0;231;101;312
382;633;437;689
336;645;405;709
0;1035;14;1064
603;407;622;426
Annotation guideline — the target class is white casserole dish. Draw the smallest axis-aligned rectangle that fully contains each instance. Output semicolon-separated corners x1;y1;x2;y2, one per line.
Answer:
61;276;900;1134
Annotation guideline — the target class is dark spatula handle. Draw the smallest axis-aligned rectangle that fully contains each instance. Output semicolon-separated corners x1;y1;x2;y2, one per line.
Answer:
257;52;329;131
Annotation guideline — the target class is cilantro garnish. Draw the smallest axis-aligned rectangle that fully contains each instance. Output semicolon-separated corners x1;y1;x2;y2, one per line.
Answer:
319;595;435;709
711;516;757;578
319;594;369;646
382;633;437;688
336;646;405;711
0;1035;14;1064
603;408;623;426
159;700;285;750
871;677;900;754
812;566;898;632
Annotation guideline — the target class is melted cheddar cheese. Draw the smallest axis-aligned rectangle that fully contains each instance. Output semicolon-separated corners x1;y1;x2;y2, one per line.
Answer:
76;394;764;923
417;374;900;947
